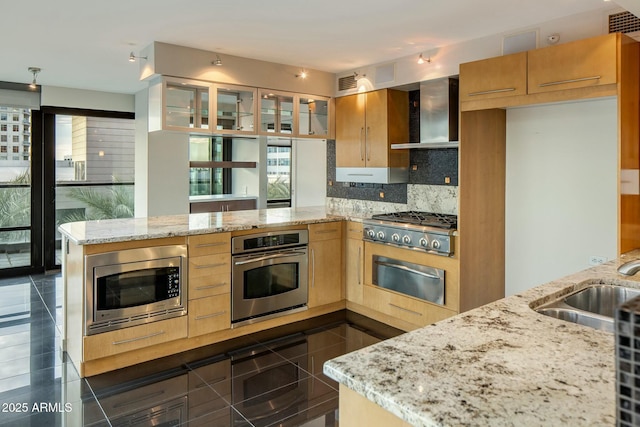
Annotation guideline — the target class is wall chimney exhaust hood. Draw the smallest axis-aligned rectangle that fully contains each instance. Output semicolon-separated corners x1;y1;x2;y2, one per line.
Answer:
392;77;459;149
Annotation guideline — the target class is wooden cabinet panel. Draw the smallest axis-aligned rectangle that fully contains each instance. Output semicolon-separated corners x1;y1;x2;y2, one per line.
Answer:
188;233;230;257
459;52;527;101
363;284;456;328
345;221;364;306
335;89;408;169
190;198;256;213
83;317;187;360
188;293;231;337
528;33;617;94
188;254;230;299
335;93;366;168
308;223;343;308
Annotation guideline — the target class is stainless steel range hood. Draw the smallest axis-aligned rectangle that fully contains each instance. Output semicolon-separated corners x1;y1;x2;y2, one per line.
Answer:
391;77;459;149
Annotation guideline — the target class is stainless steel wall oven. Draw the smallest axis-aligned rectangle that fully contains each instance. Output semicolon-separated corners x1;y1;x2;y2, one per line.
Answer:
231;230;308;326
84;245;188;335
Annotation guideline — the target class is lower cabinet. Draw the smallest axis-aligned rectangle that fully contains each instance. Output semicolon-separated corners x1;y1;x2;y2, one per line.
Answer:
308;222;344;308
188;294;231;337
344;222;364;306
83;317;188;361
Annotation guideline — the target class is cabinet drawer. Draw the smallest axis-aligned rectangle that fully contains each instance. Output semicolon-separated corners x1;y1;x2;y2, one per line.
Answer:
344;221;363;240
189;254;231;299
188;233;230;257
459;52;527;101
309;221;342;242
363;284;456;328
188;294;231;337
528;33;617;94
83;317;187;360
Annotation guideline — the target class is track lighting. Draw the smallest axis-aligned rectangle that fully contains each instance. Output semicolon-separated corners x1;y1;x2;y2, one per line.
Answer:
28;67;41;89
353;72;366;81
296;69;308;79
128;51;147;62
417;54;431;64
212;55;223;66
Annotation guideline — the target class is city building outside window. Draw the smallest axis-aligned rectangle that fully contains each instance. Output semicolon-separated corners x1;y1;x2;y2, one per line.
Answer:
12;136;19;143
12;146;18;153
12;125;19;132
1;124;6;132
0;146;6;153
12;114;18;121
0;136;6;142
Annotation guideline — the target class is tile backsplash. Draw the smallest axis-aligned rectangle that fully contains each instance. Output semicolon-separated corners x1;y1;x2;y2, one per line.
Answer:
325;138;458;214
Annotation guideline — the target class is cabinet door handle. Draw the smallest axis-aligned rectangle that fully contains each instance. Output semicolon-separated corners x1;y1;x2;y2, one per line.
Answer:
388;303;422;317
366;127;371;161
360;127;365;161
357;246;361;285
113;331;165;345
195;283;227;291
194;262;227;269
314;229;338;235
538;75;601;87
311;248;316;288
468;88;516;96
375;260;441;280
195;310;227;321
195;242;226;249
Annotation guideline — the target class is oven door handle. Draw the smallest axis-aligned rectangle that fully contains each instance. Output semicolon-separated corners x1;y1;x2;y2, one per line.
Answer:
234;251;307;266
374;260;441;280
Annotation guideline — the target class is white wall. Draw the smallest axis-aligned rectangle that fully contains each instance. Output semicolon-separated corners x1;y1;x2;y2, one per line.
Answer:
505;98;618;296
40;86;134;112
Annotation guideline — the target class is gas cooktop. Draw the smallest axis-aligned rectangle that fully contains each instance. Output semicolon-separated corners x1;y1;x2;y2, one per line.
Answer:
370;211;457;230
363;211;457;256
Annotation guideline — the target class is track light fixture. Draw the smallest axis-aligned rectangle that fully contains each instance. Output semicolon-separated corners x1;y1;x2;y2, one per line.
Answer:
128;51;148;62
353;71;366;81
417;53;431;64
28;67;41;89
212;55;223;66
296;69;308;79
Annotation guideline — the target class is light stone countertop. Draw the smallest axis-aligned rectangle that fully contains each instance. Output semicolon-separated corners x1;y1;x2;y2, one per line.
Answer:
58;205;370;246
323;250;640;426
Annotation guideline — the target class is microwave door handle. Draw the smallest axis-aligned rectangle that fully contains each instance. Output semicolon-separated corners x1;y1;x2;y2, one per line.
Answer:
234;251;306;266
374;260;441;280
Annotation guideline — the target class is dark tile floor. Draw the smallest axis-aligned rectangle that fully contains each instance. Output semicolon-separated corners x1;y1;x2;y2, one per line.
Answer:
0;273;402;426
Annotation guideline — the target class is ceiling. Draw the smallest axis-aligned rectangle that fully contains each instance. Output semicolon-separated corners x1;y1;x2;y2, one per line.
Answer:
0;0;632;95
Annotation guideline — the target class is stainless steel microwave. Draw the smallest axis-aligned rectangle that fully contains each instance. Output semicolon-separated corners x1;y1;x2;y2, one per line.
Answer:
84;245;188;335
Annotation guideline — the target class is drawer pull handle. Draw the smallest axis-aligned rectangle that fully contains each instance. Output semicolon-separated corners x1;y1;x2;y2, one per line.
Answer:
195;311;227;321
348;228;361;233
388;303;422;317
195;242;227;248
314;229;338;234
375;260;441;280
539;75;601;87
113;331;165;345
468;87;516;96
195;283;227;291
194;262;227;269
357;246;361;285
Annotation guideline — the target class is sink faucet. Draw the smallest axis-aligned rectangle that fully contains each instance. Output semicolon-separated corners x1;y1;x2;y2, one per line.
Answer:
618;260;640;276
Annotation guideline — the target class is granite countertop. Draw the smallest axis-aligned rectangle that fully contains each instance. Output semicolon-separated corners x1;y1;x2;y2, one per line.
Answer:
324;250;640;426
58;205;370;245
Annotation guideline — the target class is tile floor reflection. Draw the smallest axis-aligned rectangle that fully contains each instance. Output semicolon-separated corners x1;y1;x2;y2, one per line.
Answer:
0;273;401;426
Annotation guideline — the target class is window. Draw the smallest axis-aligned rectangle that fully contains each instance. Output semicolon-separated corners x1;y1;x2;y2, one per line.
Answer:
23;156;28;161
12;136;19;143
0;155;6;160
22;146;28;153
0;113;6;120
0;135;6;142
12;114;19;122
1;124;6;132
12;146;19;153
74;161;86;181
0;146;6;153
12;125;19;132
23;136;29;143
189;136;227;196
12;155;18;161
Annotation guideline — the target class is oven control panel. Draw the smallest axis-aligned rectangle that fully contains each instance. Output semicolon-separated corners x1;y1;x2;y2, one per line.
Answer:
363;221;453;256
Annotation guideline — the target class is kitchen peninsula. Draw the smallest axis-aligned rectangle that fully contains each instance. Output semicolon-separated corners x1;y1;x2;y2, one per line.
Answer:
324;251;640;426
59;206;355;377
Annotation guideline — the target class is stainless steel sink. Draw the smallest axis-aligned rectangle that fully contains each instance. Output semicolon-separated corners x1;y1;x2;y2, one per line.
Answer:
535;284;640;332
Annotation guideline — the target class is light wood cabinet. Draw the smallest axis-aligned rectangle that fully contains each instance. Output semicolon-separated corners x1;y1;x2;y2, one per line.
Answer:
528;33;617;94
335;89;409;169
83;317;188;361
308;222;343;308
188;293;231;337
344;221;364;305
459;52;527;102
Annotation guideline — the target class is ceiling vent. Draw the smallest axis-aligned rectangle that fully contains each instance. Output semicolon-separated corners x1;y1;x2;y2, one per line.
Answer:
338;75;357;91
609;11;640;37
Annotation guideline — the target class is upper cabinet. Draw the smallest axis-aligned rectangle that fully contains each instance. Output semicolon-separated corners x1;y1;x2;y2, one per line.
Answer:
214;84;257;134
459;33;626;111
527;34;617;94
459;52;527;102
335;89;409;182
149;77;330;138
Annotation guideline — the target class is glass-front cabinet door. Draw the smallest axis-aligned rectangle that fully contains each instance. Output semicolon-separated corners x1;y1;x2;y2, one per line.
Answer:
156;78;212;133
214;84;256;134
259;90;295;136
298;95;329;137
